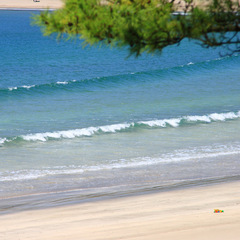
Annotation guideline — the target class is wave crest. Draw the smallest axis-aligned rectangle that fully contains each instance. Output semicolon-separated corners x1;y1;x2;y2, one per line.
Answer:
1;110;240;145
21;123;133;142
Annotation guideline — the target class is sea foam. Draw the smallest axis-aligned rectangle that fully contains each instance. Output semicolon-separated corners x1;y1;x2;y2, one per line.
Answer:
1;111;240;144
0;138;7;145
56;81;69;85
21;123;133;142
1;142;240;182
139;118;181;127
8;85;35;91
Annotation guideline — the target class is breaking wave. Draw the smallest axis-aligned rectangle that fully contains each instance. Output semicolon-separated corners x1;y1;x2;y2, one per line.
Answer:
1;110;240;146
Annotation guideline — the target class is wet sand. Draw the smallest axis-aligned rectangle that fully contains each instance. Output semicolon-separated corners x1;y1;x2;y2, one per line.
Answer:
1;181;240;240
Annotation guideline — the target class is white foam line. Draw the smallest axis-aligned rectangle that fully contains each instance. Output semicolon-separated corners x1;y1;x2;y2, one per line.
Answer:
1;143;240;182
0;138;7;145
139;118;181;127
7;80;78;91
140;111;240;127
8;87;18;91
22;85;35;89
1;110;240;144
56;81;68;85
21;123;134;142
8;85;35;91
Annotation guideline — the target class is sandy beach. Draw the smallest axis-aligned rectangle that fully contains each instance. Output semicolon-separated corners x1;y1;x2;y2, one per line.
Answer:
0;0;211;10
1;181;240;240
1;2;240;240
0;0;63;9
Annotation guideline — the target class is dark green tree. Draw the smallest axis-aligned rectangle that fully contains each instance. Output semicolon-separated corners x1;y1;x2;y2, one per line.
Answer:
33;0;240;56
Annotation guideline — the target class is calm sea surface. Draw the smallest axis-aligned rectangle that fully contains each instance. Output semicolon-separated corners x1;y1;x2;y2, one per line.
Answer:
0;10;240;210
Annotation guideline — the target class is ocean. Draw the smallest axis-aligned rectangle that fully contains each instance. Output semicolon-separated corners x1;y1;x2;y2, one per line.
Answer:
0;10;240;212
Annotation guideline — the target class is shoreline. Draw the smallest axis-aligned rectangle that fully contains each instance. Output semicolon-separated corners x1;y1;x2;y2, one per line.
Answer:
0;8;56;11
1;180;240;240
1;175;240;215
0;0;210;11
0;0;63;10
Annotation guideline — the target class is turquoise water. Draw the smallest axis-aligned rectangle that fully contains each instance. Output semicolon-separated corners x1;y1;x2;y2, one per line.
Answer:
0;10;240;202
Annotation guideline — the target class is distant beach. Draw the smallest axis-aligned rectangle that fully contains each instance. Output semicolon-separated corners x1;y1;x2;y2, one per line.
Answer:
0;0;208;10
0;0;63;10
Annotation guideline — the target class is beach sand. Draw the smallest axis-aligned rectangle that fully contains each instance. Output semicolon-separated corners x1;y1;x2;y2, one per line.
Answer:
0;0;63;9
0;0;215;10
0;1;239;240
0;181;240;240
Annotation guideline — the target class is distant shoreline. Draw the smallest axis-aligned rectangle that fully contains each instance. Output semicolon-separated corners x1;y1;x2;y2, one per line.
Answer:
0;8;55;11
0;8;190;15
0;0;207;12
0;0;63;10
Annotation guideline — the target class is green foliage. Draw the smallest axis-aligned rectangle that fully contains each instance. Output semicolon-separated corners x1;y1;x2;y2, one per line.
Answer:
32;0;240;56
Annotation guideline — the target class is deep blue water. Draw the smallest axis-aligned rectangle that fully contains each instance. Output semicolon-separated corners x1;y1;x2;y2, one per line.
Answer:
0;10;240;201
